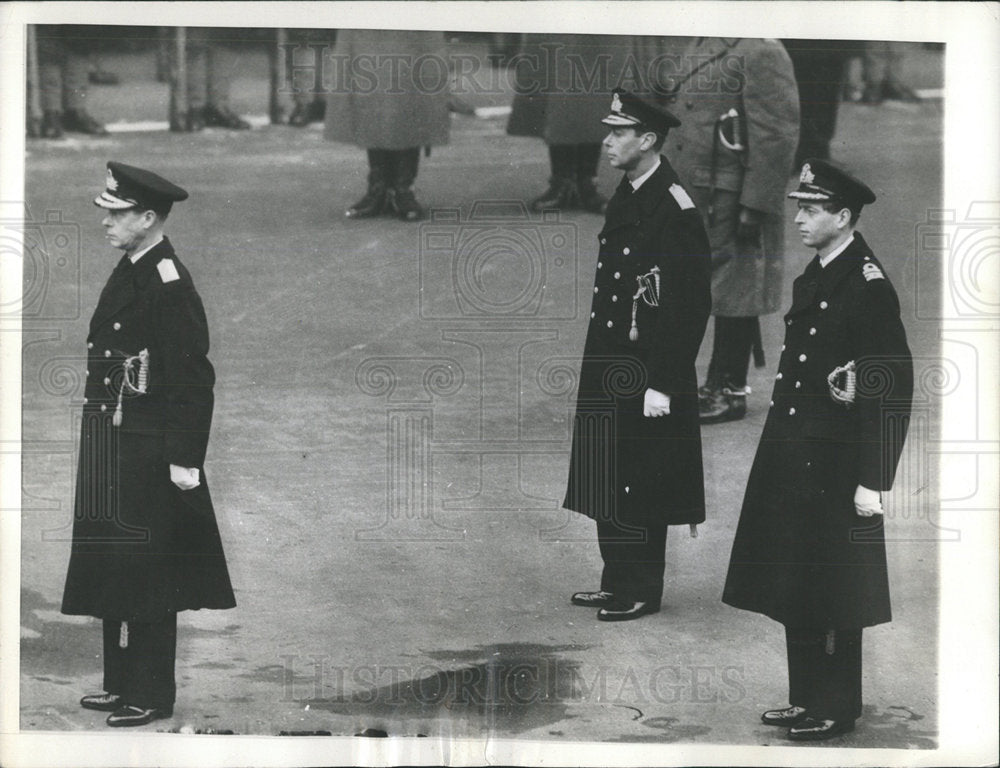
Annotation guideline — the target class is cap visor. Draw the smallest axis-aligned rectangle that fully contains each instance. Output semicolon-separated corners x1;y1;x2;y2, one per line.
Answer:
94;191;137;210
601;114;640;127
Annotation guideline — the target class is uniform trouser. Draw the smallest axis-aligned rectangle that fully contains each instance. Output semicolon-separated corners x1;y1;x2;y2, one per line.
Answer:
36;29;90;112
180;29;238;110
596;516;668;605
705;316;757;390
102;614;178;710
785;627;863;722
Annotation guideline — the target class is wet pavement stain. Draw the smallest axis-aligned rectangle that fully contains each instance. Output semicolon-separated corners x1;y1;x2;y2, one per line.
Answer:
604;715;712;743
860;704;937;749
305;642;593;736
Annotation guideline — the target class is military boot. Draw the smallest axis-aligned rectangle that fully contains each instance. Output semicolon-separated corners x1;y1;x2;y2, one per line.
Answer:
530;144;579;211
700;386;749;424
575;143;607;214
346;149;391;219
386;148;425;222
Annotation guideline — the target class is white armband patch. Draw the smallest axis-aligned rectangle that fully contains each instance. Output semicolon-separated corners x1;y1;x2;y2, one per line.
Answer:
862;262;884;281
157;259;180;283
669;183;695;210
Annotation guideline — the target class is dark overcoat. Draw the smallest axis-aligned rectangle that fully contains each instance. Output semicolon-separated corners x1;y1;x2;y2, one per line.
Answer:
665;37;800;317
722;233;912;628
324;29;450;150
507;35;677;145
61;238;235;624
564;159;712;526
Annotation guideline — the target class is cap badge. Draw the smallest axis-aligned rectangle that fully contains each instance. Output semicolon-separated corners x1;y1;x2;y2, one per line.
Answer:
611;92;623;114
106;169;118;191
800;163;815;185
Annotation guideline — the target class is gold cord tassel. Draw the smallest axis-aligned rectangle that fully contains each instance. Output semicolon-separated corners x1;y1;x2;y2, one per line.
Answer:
629;298;639;341
119;621;129;649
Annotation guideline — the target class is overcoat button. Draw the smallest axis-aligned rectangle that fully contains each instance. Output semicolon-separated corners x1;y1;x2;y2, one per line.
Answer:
623;247;630;255
591;312;595;318
809;327;817;335
594;286;599;293
100;404;107;412
820;301;829;309
614;272;621;279
781;345;786;352
795;381;802;389
87;342;93;349
601;238;607;245
598;261;603;268
806;461;812;467
799;354;807;362
625;486;630;493
612;295;618;302
787;319;793;326
104;350;111;358
83;397;88;404
85;369;90;376
104;377;110;385
789;407;796;415
113;322;121;331
607;321;613;328
769;400;774;407
776;373;783;380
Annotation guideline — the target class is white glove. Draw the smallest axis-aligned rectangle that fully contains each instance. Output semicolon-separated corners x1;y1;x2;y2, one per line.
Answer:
643;388;671;417
854;484;883;516
170;464;201;491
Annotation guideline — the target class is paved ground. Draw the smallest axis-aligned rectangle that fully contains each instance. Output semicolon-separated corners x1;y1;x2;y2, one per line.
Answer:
17;38;944;751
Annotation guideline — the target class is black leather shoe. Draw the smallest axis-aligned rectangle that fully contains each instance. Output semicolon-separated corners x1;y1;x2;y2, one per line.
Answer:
288;103;312;127
106;704;173;727
40;110;64;139
571;590;615;607
597;600;660;622
761;705;808;726
80;693;122;712
202;104;251;130
699;387;747;424
62;109;109;136
787;717;855;741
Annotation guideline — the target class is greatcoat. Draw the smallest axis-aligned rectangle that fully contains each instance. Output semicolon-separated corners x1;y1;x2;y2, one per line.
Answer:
324;29;451;150
507;35;679;146
665;37;800;317
722;233;913;628
61;238;235;624
564;159;712;526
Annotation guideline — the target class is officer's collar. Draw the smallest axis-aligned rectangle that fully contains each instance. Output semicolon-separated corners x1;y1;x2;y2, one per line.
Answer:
818;232;855;268
129;237;174;287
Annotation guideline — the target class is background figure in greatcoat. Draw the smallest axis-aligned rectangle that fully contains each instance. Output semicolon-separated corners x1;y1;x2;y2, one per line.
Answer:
507;34;676;214
723;159;913;741
325;29;450;222
564;91;712;622
61;162;235;727
664;37;800;423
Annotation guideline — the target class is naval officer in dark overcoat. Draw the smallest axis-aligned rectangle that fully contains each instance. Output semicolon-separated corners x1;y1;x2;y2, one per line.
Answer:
61;162;235;727
564;90;712;622
722;159;913;740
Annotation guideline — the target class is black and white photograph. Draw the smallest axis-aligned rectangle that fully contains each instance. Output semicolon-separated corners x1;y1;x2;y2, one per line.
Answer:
1;2;997;766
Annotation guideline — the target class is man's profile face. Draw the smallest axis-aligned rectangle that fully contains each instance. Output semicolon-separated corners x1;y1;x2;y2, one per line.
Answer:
793;201;845;252
603;126;648;171
101;208;150;253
